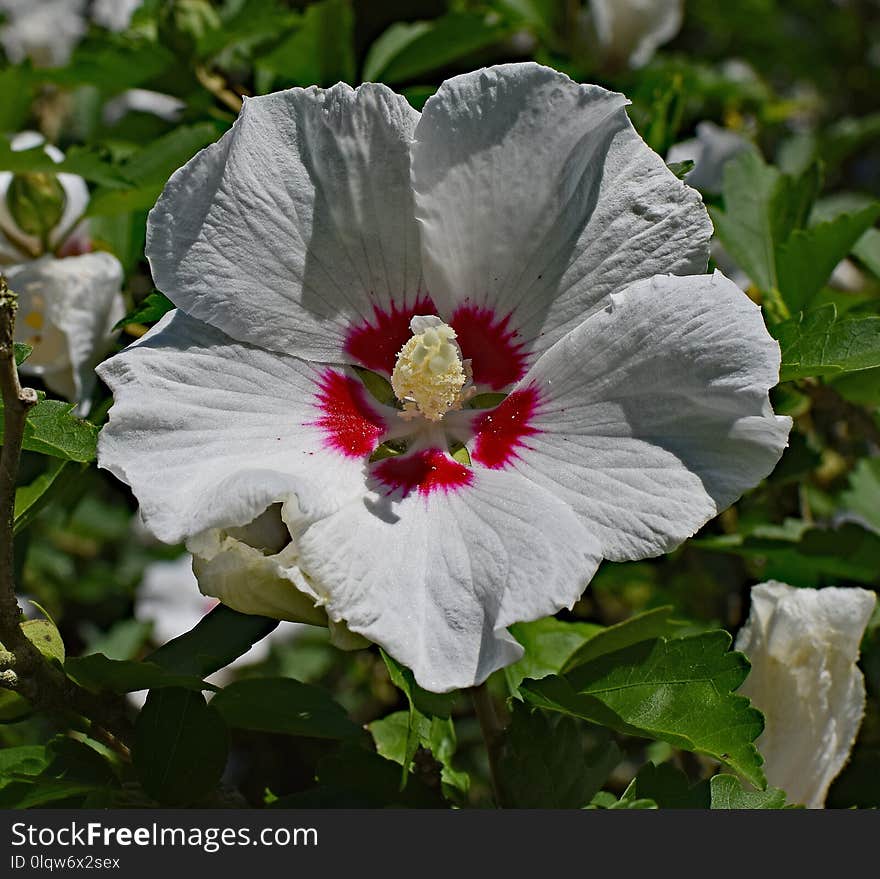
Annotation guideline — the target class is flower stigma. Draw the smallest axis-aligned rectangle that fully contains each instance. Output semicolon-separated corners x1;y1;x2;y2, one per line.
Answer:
391;315;469;421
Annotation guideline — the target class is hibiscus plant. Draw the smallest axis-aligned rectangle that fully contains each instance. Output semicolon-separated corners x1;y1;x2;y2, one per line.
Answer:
0;0;878;813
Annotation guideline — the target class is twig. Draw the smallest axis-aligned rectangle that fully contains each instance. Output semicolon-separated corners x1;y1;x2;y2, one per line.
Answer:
195;65;245;113
0;275;38;656
0;275;133;748
470;682;509;808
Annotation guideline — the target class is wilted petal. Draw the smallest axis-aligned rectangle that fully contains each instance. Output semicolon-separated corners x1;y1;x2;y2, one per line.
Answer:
297;451;601;692
472;271;791;560
735;581;877;808
411;63;710;381
97;309;394;544
7;252;124;409
146;83;423;362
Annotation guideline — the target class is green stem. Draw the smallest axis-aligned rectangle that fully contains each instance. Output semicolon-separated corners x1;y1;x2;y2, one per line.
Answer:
470;682;508;808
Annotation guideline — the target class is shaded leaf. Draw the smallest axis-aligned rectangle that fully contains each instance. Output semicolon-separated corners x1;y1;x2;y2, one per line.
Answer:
133;688;228;805
497;703;620;808
64;654;210;694
212;678;360;740
147;603;278;678
363;13;510;85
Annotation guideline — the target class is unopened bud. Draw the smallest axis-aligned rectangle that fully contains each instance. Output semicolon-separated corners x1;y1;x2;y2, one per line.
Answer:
6;172;67;247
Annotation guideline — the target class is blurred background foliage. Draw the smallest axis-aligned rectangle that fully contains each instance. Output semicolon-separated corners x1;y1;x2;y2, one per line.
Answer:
1;0;879;809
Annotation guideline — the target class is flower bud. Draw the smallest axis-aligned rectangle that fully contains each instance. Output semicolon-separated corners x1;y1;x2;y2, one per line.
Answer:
6;172;67;248
157;0;221;59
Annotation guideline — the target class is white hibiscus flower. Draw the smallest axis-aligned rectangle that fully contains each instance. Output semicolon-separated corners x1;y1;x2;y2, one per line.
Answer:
590;0;684;69
735;581;877;808
0;0;142;68
1;132;124;409
97;63;791;693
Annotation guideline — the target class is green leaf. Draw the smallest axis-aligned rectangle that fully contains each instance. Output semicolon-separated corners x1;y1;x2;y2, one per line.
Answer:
115;291;175;330
133;688;228;805
380;650;457;785
522;631;766;788
0;689;32;723
776;204;880;311
211;678;361;740
620;762;786;808
497;703;621;808
147;603;279;678
0;745;48;780
775;304;880;381
667;159;695;179
839;458;880;534
13;343;31;365
14;458;85;535
64;654;210;694
852;226;880;277
505;617;603;693
562;606;681;672
0;400;99;462
369;710;469;801
0;138;131;188
258;0;354;88
20;619;65;665
87;124;222;217
710;151;821;317
709;774;787;809
694;521;880;587
363;13;510;85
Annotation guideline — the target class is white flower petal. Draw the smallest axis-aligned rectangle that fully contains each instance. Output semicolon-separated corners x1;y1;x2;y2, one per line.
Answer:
146;83;423;361
7;252;124;407
591;0;684;68
472;271;791;561
297;455;601;692
0;0;87;67
91;0;142;32
97;309;395;544
735;581;876;808
411;63;711;372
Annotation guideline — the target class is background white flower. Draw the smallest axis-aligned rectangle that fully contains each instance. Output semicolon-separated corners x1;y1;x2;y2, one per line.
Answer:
0;132;124;409
590;0;684;69
99;63;790;692
666;122;752;196
735;581;877;808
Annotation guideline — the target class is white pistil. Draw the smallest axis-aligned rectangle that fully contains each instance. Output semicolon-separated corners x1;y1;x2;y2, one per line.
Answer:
391;315;469;421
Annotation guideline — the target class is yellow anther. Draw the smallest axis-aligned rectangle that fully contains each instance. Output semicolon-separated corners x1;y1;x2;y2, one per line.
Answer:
391;316;467;421
23;311;44;331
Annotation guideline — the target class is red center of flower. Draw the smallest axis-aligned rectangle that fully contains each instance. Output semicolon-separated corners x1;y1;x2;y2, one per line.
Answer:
471;384;542;469
310;369;386;458
372;449;473;499
450;304;528;390
344;295;436;375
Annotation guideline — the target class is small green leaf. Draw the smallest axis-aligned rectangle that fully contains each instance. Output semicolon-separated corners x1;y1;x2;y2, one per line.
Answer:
20;619;65;665
775;304;880;381
0;400;99;462
0;690;32;723
369;710;469;801
114;291;174;330
133;688;228;805
13;343;31;366
64;654;210;694
211;678;361;740
14;458;84;535
667;159;695;179
839;458;880;535
497;703;621;808
147;604;278;678
776;203;880;311
709;774;787;809
523;631;766;788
